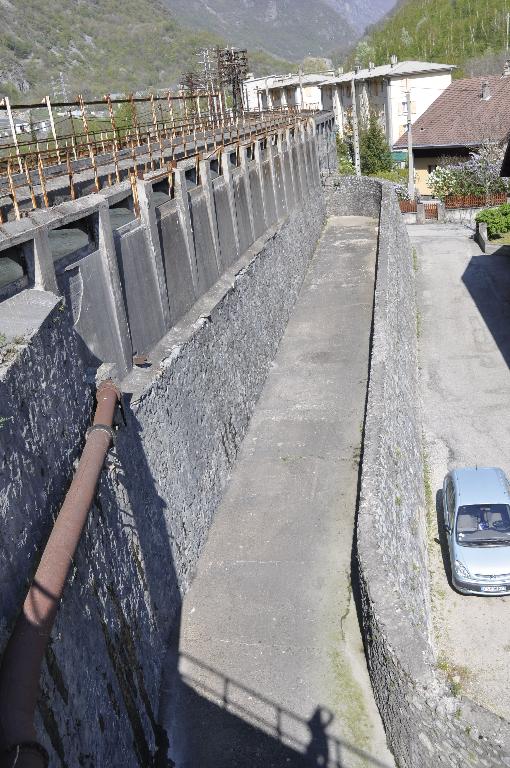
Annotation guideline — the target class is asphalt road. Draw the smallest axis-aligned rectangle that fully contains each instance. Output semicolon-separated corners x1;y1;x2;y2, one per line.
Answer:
413;223;510;721
159;216;394;768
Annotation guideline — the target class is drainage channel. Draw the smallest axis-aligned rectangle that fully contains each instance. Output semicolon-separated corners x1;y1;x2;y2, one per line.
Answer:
158;215;394;768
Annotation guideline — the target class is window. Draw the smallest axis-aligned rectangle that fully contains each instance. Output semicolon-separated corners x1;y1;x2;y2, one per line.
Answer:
456;504;510;545
446;481;455;525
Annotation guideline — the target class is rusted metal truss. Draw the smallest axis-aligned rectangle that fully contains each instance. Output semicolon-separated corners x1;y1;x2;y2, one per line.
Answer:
0;89;312;221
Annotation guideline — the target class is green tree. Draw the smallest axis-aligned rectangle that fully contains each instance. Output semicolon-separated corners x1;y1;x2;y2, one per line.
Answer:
344;0;510;80
353;40;376;66
301;57;330;74
359;113;393;175
336;135;355;174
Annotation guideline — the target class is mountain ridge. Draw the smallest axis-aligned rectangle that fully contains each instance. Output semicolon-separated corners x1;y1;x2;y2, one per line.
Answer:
159;0;357;61
0;0;293;101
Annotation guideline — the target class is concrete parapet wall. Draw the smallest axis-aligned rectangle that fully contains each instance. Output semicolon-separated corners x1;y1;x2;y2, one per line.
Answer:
324;174;382;219
0;123;321;377
329;175;510;768
444;206;484;227
0;132;324;765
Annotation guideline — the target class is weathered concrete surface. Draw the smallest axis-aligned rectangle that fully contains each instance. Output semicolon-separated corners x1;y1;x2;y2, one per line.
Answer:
414;223;510;720
160;217;394;768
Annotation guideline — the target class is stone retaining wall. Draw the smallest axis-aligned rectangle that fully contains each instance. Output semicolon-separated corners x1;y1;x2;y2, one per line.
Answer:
0;158;324;765
328;174;510;768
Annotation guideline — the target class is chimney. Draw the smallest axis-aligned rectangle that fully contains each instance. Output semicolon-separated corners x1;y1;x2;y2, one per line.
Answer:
368;61;375;71
354;63;361;74
481;80;491;100
390;54;398;67
337;66;344;76
503;60;510;77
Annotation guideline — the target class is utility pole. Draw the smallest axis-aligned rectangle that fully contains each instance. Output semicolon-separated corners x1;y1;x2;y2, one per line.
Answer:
406;90;415;198
350;76;361;177
506;12;510;54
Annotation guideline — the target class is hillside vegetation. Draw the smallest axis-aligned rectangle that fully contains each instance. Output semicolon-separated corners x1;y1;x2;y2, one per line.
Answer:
349;0;510;76
0;0;291;102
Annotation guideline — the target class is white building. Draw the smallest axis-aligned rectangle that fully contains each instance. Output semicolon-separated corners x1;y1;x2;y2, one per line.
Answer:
323;58;454;147
243;72;334;113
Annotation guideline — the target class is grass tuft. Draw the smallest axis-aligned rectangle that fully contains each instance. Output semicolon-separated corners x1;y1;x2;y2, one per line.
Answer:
436;655;471;697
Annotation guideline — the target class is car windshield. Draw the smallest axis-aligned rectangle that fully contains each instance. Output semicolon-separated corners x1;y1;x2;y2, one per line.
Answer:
456;504;510;545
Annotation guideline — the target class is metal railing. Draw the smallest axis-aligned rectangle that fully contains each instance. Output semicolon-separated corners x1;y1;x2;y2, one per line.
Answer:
0;102;315;221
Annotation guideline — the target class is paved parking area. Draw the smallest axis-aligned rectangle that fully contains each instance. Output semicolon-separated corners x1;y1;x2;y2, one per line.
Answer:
413;223;510;720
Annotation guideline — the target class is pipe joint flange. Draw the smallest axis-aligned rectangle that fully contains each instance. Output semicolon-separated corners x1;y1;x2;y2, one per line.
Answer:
96;379;122;401
86;423;116;444
2;741;49;768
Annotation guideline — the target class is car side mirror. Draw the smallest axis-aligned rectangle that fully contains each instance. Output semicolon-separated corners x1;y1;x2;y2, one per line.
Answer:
443;523;452;534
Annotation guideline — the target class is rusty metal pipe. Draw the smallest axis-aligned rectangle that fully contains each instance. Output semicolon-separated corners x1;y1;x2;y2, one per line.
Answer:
0;381;120;768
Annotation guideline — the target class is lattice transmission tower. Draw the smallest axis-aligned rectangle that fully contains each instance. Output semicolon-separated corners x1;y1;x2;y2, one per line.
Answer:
216;47;248;117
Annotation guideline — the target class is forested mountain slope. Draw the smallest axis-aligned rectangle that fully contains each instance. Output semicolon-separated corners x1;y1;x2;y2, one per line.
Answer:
350;0;510;76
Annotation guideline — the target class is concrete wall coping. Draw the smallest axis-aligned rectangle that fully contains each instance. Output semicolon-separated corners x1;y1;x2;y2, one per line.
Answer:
0;289;60;352
122;219;282;401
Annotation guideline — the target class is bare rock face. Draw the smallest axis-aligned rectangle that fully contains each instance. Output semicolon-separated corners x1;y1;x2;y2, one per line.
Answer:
161;0;359;60
0;64;30;94
161;0;398;59
324;0;398;32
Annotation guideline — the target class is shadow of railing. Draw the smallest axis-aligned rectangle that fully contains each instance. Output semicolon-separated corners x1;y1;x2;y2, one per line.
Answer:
161;652;393;768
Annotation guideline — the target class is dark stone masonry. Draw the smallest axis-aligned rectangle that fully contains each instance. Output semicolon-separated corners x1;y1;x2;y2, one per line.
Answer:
327;175;510;768
0;124;325;766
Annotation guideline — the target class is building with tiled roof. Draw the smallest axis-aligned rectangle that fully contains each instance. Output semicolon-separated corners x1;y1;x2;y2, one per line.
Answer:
321;57;454;149
243;72;335;113
243;57;454;146
395;71;510;194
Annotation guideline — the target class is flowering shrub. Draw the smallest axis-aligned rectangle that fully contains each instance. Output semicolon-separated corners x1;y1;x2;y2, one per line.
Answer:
428;166;456;198
429;153;508;200
394;183;410;201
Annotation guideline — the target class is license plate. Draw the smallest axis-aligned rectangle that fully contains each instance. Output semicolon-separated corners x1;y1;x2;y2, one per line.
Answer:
481;585;507;593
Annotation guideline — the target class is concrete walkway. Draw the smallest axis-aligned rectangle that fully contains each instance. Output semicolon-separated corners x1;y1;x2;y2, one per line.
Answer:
160;216;394;768
414;224;510;721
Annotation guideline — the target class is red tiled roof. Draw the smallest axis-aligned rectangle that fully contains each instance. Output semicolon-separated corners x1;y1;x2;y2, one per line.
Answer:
394;75;510;149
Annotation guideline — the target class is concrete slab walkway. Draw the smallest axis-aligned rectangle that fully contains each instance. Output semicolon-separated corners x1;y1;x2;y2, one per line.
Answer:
160;216;394;768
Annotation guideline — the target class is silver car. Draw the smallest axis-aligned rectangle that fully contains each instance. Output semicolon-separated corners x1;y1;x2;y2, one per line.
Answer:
443;467;510;595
